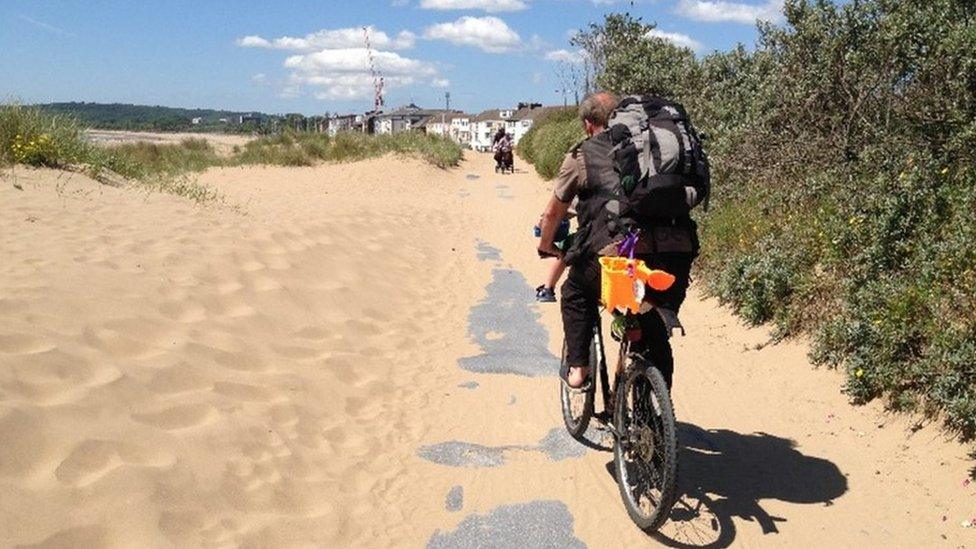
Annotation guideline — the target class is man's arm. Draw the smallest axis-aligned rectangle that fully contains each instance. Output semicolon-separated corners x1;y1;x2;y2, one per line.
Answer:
538;195;571;257
538;152;581;257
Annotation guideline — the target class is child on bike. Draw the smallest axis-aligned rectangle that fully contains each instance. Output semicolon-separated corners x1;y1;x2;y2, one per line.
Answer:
534;198;576;302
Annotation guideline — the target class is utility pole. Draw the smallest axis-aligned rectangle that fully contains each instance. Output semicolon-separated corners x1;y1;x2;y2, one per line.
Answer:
556;87;568;107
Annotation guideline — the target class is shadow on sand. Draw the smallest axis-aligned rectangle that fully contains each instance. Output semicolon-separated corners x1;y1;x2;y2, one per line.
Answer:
602;422;848;548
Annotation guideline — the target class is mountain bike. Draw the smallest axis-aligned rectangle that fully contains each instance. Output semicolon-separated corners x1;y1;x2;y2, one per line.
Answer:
559;257;681;533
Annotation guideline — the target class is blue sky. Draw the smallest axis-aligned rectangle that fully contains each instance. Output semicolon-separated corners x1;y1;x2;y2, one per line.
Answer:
0;0;782;115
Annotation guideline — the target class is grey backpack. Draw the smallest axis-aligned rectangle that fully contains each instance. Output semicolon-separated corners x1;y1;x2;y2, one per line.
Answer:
607;95;710;219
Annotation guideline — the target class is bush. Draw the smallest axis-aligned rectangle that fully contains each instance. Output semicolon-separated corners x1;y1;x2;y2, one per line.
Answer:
516;108;583;180
106;138;222;177
559;2;976;437
0;103;95;168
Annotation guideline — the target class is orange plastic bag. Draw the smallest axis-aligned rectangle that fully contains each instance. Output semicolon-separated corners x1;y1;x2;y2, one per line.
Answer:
598;256;675;314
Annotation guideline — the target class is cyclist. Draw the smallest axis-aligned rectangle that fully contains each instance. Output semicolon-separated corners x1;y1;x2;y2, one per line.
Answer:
537;92;700;390
493;131;514;171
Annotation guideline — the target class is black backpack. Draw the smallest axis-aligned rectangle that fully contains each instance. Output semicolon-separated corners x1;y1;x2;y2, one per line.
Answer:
565;96;709;264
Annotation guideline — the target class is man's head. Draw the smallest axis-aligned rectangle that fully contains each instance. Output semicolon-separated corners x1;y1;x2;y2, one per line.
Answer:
579;92;618;136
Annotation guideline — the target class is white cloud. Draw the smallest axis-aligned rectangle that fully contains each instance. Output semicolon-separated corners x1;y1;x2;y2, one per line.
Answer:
423;16;522;53
646;29;704;52
282;48;439;100
236;26;415;52
251;73;267;82
18;15;75;37
279;85;301;99
432;78;451;88
237;35;271;48
674;0;784;24
544;49;585;64
419;0;529;12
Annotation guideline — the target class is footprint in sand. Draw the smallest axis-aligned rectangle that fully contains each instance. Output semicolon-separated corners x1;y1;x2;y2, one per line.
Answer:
132;403;218;430
293;325;329;340
147;362;212;395
272;344;320;360
82;326;157;359
159;300;207;323
208;347;268;373
200;296;255;319
5;350;119;405
0;409;51;478
55;439;176;487
213;381;275;402
247;274;283;292
17;525;111;549
0;332;56;355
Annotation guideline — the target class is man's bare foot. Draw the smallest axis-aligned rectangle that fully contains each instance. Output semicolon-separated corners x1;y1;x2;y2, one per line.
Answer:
567;365;589;388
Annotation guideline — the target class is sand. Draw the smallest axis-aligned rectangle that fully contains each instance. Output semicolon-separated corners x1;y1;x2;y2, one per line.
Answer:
0;154;972;548
85;130;253;156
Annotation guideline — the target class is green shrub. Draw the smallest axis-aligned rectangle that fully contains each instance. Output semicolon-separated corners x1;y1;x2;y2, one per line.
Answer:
517;108;583;180
561;2;976;437
0;103;94;168
106;138;222;177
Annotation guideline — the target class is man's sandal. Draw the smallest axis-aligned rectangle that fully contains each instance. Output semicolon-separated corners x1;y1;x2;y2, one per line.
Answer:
560;367;592;394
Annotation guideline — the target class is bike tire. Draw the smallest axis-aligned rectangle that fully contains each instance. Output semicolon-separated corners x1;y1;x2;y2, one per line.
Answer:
559;338;596;440
612;360;678;532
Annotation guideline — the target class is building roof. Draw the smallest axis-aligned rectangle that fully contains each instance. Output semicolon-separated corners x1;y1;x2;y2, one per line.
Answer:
376;104;453;120
425;112;473;125
511;105;568;122
472;109;509;123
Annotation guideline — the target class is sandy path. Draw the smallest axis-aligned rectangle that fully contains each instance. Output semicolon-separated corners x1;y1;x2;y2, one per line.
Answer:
0;154;972;548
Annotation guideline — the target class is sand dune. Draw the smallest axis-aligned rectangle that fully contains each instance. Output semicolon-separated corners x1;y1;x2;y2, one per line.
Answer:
85;130;252;156
1;154;972;548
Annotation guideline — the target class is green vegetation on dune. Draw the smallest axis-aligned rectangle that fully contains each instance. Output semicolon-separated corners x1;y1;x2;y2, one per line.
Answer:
1;103;106;169
517;108;582;180
235;131;463;169
526;1;976;436
2;104;464;202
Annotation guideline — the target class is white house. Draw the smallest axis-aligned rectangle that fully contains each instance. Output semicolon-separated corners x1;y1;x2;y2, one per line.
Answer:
450;115;472;146
327;114;364;135
423;112;472;146
508;104;564;145
374;104;450;135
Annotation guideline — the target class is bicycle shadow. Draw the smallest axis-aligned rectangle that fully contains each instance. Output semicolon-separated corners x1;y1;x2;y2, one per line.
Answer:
606;422;848;548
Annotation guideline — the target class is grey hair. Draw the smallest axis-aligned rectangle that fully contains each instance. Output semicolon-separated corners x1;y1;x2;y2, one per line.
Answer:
579;92;618;127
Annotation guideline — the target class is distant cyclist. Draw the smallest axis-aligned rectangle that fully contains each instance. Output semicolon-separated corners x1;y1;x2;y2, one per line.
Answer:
493;131;514;172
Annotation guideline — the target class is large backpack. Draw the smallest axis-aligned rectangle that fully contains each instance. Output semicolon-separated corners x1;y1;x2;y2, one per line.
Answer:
608;95;710;220
565;95;709;264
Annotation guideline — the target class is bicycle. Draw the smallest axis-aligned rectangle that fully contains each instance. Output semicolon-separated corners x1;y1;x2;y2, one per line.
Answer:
559;257;682;533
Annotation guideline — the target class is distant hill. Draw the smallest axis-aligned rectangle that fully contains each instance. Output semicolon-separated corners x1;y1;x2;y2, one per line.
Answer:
35;102;277;133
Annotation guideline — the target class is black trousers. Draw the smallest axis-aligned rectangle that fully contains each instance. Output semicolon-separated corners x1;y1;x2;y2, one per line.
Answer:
560;253;694;388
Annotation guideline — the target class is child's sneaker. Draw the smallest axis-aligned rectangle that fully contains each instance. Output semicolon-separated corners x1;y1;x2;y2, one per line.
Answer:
535;285;556;302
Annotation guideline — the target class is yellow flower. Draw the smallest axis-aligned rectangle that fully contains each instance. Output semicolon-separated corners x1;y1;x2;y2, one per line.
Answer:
941;167;949;175
855;368;864;378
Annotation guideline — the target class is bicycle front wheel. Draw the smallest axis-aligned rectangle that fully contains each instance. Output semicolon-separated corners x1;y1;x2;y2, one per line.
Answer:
612;360;678;532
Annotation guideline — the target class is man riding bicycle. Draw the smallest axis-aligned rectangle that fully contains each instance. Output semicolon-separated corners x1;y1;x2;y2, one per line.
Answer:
537;92;707;391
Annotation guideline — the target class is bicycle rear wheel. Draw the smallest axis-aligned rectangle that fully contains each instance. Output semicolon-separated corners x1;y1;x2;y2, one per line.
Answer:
612;360;678;532
559;337;596;440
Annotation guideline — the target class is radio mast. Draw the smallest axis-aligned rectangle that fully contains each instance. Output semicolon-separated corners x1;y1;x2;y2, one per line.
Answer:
363;26;384;112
